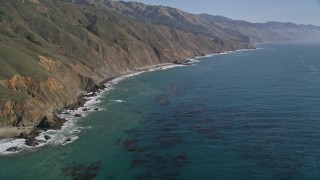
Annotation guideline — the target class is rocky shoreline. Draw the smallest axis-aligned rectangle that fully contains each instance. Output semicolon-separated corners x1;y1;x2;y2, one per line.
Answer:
0;49;254;154
9;77;117;150
1;62;181;153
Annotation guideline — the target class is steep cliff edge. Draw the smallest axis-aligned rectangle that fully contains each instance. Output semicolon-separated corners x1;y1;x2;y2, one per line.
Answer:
0;0;252;128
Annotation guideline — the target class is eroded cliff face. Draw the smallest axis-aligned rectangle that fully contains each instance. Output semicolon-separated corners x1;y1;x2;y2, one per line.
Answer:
0;0;252;127
0;73;73;125
0;54;99;126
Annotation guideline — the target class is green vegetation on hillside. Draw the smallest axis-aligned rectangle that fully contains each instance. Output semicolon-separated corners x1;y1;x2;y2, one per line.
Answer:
0;85;29;103
0;0;250;126
0;43;51;81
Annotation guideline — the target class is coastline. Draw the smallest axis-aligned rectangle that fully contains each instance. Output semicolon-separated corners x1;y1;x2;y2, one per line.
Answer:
0;62;185;155
0;48;254;155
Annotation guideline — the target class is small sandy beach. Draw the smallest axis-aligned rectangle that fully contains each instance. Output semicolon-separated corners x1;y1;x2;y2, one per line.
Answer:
135;63;174;71
0;127;34;139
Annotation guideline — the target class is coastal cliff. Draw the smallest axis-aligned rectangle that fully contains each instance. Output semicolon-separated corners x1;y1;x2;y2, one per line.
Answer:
0;0;251;128
1;0;320;129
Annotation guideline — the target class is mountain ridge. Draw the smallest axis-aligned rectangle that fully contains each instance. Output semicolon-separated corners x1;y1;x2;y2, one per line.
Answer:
85;0;320;43
199;13;320;43
0;0;250;129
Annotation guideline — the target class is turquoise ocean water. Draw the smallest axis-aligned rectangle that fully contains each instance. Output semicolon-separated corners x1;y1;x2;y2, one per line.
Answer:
0;42;320;179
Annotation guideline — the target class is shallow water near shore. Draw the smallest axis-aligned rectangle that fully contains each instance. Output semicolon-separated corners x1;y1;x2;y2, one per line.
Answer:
1;42;320;179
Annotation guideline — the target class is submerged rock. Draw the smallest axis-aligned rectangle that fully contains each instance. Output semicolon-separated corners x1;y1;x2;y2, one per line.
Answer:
6;146;22;152
173;154;189;168
132;156;148;168
44;135;51;140
23;130;43;147
123;139;139;152
62;161;102;179
25;138;45;147
74;114;82;117
156;94;172;106
63;138;72;144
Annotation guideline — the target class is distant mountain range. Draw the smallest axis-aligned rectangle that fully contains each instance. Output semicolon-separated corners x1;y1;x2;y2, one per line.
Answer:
199;14;320;43
0;0;319;128
92;0;320;43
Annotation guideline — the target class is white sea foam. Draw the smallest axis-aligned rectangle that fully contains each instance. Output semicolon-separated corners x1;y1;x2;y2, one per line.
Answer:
155;64;183;70
110;100;126;103
0;139;28;155
195;48;262;59
188;58;200;63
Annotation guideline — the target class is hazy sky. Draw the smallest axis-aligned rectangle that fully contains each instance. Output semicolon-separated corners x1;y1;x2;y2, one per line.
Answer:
126;0;320;26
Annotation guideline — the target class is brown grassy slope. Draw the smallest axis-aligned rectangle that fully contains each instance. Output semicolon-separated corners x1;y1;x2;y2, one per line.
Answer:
0;0;251;127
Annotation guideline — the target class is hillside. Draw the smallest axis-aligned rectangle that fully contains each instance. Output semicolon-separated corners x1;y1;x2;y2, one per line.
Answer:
1;0;320;129
94;0;252;43
0;0;250;128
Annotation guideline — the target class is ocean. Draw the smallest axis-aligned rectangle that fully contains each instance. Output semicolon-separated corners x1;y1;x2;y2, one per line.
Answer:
0;42;320;179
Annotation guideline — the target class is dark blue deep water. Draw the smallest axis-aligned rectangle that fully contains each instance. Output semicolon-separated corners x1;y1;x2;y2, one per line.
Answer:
1;42;320;179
